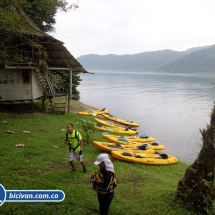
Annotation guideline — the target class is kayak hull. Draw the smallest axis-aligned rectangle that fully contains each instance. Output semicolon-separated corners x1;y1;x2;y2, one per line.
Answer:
111;150;178;165
78;109;109;116
95;124;138;135
102;133;165;150
94;118;134;128
95;118;139;132
102;113;139;127
105;134;155;144
93;141;155;153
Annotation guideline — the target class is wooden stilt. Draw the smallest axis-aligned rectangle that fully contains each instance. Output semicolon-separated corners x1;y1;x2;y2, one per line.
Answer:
68;94;70;113
31;99;34;113
42;97;45;112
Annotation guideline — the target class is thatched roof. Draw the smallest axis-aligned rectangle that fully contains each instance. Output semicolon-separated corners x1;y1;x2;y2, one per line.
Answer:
42;40;88;73
1;4;89;73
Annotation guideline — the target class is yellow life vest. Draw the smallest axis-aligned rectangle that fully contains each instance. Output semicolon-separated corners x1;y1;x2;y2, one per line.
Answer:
66;130;81;152
93;170;116;194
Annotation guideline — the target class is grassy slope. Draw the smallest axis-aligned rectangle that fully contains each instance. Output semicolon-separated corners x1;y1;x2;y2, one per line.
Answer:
0;102;214;215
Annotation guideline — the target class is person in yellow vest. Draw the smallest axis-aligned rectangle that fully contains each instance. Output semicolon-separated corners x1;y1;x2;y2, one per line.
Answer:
90;153;116;215
65;124;87;173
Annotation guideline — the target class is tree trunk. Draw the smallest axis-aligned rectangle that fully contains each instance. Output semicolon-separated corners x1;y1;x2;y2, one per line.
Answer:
177;107;215;214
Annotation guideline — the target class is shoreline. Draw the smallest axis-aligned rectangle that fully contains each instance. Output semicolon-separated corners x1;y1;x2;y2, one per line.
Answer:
69;99;96;113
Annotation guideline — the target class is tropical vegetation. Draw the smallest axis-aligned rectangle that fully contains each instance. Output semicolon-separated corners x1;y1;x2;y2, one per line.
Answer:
0;0;78;33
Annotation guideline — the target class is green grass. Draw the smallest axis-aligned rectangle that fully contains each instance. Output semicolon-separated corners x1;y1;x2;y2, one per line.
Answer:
0;111;214;215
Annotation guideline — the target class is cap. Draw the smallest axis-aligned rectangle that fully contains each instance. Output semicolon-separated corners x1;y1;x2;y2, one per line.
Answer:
94;153;109;165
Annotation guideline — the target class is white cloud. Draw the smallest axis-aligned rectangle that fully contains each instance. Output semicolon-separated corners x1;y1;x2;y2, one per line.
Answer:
50;0;215;57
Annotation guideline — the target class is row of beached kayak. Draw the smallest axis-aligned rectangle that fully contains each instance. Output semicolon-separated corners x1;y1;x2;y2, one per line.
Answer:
78;108;179;165
93;133;178;165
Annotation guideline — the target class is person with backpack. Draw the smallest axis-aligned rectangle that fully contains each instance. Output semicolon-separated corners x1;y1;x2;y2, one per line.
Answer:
90;153;116;215
65;123;87;173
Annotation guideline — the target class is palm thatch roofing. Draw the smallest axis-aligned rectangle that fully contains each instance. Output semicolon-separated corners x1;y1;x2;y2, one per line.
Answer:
44;40;88;72
1;4;89;73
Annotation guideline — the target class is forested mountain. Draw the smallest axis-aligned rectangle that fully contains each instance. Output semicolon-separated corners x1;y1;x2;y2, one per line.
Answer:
158;45;215;73
77;50;184;71
77;46;211;73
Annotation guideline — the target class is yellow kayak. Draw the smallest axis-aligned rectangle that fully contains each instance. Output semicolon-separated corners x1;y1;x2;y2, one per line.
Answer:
94;118;138;132
93;141;155;153
102;132;165;150
102;132;155;143
102;113;139;127
95;117;123;126
95;124;138;135
111;150;178;165
78;108;109;116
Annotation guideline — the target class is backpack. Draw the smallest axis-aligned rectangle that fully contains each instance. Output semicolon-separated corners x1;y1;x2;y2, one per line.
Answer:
65;130;80;142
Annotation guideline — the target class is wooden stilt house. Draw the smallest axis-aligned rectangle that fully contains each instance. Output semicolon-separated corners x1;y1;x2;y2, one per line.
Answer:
0;5;89;113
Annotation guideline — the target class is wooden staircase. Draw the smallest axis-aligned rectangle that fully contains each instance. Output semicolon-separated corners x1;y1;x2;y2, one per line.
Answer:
35;69;55;98
46;95;68;114
35;70;68;114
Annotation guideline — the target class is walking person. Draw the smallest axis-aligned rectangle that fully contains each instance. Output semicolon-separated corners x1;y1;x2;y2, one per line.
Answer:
65;123;87;173
90;153;116;215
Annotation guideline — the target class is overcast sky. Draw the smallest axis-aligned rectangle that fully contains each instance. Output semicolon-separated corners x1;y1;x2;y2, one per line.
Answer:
50;0;215;58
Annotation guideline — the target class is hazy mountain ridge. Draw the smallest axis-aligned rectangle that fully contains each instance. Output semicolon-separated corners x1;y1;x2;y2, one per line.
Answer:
77;46;212;73
159;45;215;73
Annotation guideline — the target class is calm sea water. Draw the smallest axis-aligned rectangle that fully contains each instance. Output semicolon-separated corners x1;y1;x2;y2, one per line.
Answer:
78;71;215;164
